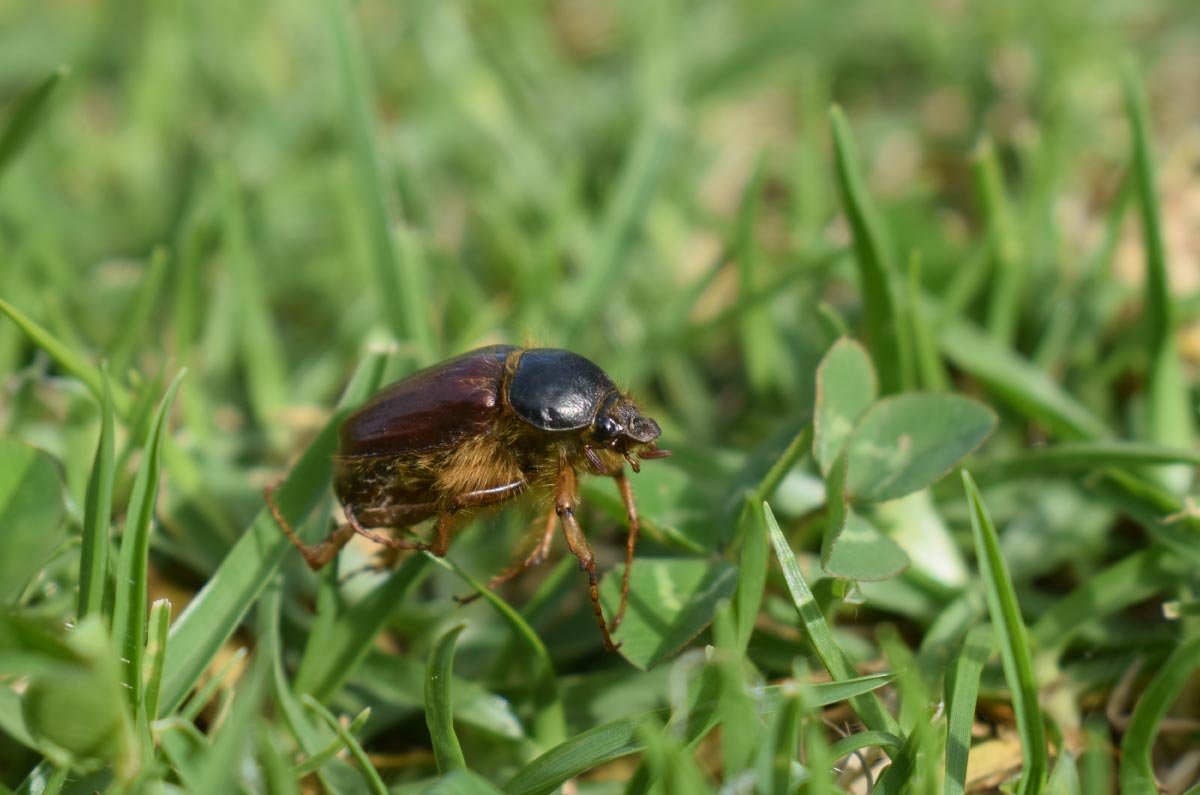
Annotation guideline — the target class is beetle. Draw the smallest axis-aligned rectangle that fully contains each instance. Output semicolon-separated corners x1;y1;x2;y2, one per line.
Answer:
267;345;669;651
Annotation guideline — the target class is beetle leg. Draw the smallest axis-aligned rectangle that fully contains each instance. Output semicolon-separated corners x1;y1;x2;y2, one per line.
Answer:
611;470;640;631
430;478;529;558
266;481;359;571
457;505;557;604
345;504;434;553
555;464;621;652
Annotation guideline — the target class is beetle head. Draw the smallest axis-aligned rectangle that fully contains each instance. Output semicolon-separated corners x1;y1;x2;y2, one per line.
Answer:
589;394;669;472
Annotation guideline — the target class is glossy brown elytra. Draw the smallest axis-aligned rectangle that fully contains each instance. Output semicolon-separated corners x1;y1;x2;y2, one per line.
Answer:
267;345;670;651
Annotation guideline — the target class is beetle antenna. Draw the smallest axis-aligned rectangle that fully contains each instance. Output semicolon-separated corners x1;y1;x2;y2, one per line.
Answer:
637;447;672;460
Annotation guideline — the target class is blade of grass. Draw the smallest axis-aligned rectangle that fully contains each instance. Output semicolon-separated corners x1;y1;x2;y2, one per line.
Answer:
78;362;115;620
141;598;171;731
293;709;371;776
567;117;675;344
502;673;893;795
431;553;567;748
1123;61;1194;486
972;442;1200;484
962;471;1047;795
1030;545;1188;653
908;252;949;391
193;652;268;795
829;105;912;394
301;695;389;795
110;368;185;712
972;137;1024;346
106;247;169;377
1118;636;1200;793
732;497;768;652
944;625;992;795
326;0;434;364
159;351;386;715
425;623;469;774
937;315;1109;440
0;296;131;416
764;501;901;737
0;66;67;180
292;554;432;701
827;730;904;760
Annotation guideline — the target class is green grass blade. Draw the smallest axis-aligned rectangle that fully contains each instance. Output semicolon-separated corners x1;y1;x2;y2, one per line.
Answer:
944;625;992;795
326;0;434;363
1123;61;1194;481
937;316;1109;440
0;296;130;416
193;652;268;795
829;105;911;394
106;247;169;377
78;363;115;620
110;368;185;712
159;351;385;715
0;66;67;180
1030;545;1187;653
568;118;675;344
962;471;1047;794
301;695;389;795
141;598;171;730
293;554;432;701
753;422;813;504
1118;636;1200;793
732;498;768;652
178;646;246;724
219;172;289;434
425;623;468;773
973;441;1200;484
432;554;567;748
293;709;370;776
827;730;904;760
971;137;1023;346
763;501;901;737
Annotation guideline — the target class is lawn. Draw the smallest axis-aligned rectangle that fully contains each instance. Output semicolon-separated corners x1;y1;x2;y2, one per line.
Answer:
1;0;1199;793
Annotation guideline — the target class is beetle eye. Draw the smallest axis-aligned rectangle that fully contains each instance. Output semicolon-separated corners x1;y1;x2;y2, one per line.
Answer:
596;416;622;441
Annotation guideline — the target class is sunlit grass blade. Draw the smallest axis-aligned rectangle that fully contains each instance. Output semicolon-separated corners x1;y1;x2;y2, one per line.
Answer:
1118;636;1200;793
78;362;115;620
106;247;169;377
827;730;904;760
0;296;130;416
829;105;911;394
1123;61;1194;485
141;598;170;731
763;501;901;737
110;368;185;711
944;624;991;795
432;554;567;748
301;695;389;795
0;65;67;180
937;316;1109;440
907;252;949;391
193;653;268;795
973;441;1200;484
971;137;1023;346
326;0;434;364
1030;545;1187;653
962;471;1047;795
159;351;386;715
219;172;288;436
711;602;760;778
502;672;894;795
425;623;468;773
567;118;675;344
294;709;371;776
732;498;767;652
293;555;431;701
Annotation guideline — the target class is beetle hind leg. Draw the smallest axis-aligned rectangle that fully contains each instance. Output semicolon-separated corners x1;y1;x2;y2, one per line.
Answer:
266;481;357;571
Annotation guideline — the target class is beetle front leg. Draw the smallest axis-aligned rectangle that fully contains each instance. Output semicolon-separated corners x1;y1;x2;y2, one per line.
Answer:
611;470;640;631
555;464;621;652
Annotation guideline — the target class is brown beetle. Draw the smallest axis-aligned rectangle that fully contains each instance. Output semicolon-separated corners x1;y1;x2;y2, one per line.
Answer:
268;345;669;650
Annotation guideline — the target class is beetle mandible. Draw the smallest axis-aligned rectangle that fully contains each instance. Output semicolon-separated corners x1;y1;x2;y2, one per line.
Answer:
268;345;670;651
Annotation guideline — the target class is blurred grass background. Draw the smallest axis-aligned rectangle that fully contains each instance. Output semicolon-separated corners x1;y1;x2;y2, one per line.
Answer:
3;0;1200;792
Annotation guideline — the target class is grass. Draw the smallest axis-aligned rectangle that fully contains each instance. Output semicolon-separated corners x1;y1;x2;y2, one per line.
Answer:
2;0;1200;793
